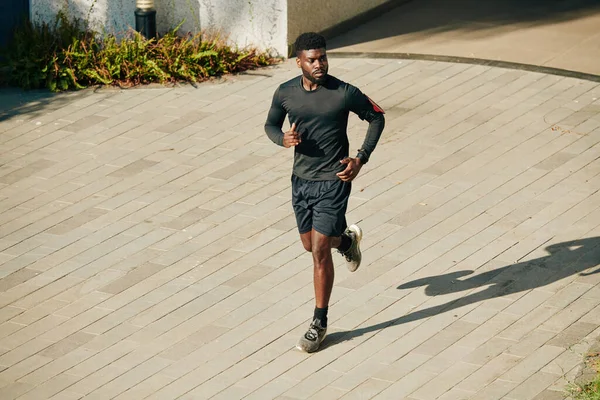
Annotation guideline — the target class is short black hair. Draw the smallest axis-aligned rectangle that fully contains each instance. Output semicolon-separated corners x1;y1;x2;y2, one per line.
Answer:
295;32;326;56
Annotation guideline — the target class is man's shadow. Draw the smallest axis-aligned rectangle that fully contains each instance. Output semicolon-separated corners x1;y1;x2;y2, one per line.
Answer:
324;237;600;347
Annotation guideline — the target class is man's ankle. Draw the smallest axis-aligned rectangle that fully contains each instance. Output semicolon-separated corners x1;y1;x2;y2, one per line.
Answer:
337;233;352;253
314;306;328;327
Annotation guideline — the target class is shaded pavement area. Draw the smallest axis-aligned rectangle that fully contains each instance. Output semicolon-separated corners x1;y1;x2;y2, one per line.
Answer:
329;0;600;76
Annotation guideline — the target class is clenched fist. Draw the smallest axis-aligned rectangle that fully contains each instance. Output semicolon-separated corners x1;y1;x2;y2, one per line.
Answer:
283;122;301;148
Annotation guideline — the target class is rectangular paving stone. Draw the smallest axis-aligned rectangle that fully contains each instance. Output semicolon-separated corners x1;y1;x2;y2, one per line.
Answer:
505;329;560;358
535;151;576;171
532;389;568;400
112;372;174;400
18;346;94;386
412;321;478;358
282;367;342;399
242;376;301;400
462;336;517;366
0;381;35;400
108;159;158;177
13;371;78;400
541;346;584;377
389;203;435;226
372;352;432;383
372;368;438;400
62;114;108;132
84;356;172;400
0;160;55;185
499;305;560;341
504;371;561;400
503;290;555;317
222;265;275;290
46;207;109;235
0;353;54;382
98;262;164;294
161;207;213;229
459;352;523;393
10;298;70;326
546;321;599;348
544;282;596;309
424;149;474;175
208;155;267;180
471;378;519;400
410;361;480;400
339;378;391;400
155;112;210;134
540;297;599;333
0;268;40;292
38;331;96;359
501;345;565;383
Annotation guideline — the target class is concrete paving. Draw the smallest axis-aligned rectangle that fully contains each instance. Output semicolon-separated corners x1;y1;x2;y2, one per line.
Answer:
328;0;600;77
0;55;599;400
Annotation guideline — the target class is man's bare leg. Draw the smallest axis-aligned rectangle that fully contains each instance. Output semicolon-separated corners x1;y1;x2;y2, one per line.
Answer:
296;229;341;353
311;230;340;308
299;230;342;307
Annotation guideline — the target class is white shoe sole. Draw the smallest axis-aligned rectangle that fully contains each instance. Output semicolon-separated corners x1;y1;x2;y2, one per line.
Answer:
347;224;363;272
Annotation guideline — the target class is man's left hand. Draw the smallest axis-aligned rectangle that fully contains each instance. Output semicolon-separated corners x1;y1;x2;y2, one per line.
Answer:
336;157;363;182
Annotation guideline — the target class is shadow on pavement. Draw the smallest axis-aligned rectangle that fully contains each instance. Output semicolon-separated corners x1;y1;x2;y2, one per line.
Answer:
328;0;600;50
0;88;90;122
324;236;600;348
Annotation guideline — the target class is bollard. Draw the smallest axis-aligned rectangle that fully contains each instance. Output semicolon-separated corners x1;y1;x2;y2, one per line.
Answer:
135;0;157;39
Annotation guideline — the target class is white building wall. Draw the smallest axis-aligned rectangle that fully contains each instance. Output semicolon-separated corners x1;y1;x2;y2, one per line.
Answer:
157;0;287;54
30;0;288;56
30;0;135;36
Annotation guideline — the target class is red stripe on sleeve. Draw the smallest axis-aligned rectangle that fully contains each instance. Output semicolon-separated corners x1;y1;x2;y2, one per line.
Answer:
367;96;385;114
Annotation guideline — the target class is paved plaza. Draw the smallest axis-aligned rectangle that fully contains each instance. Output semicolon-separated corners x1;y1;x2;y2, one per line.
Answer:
0;56;599;400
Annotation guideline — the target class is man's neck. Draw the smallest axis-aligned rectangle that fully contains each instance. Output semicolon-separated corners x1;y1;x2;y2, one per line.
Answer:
302;76;321;91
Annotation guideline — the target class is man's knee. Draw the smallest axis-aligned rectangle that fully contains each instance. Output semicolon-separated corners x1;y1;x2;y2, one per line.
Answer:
312;238;332;265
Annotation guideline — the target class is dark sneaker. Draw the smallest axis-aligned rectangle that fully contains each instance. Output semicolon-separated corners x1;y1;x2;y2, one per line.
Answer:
296;318;327;353
340;224;363;272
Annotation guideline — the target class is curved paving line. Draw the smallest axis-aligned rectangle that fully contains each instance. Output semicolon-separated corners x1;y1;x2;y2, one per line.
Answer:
329;51;600;83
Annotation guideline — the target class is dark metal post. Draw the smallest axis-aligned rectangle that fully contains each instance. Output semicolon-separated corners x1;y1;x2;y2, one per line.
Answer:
135;1;157;39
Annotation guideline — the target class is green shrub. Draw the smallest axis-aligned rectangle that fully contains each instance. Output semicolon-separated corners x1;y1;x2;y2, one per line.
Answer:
1;12;279;91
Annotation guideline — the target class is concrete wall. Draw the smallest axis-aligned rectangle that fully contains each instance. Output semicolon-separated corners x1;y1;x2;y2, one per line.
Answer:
31;0;135;35
287;0;390;45
157;0;287;54
30;0;287;55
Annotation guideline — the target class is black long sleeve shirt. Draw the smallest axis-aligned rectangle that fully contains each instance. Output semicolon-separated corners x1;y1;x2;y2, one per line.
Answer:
265;75;385;181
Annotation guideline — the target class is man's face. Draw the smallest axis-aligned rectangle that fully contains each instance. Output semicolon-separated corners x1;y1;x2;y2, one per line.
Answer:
296;48;328;84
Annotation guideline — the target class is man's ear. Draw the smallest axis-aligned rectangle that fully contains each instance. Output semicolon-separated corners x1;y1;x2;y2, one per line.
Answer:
296;56;301;68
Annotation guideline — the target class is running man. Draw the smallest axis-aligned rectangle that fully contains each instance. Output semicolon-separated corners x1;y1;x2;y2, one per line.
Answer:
264;32;385;353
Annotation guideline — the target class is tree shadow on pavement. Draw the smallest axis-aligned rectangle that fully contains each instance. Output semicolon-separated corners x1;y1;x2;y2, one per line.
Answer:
0;88;93;122
323;236;600;348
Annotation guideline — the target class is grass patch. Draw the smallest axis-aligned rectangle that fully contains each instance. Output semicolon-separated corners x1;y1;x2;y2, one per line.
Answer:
0;12;280;91
571;352;600;400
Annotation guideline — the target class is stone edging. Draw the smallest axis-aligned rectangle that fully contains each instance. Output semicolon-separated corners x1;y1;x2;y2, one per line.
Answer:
328;52;600;83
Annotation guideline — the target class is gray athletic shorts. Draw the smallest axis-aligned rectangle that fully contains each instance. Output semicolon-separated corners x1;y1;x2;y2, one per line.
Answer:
291;174;351;237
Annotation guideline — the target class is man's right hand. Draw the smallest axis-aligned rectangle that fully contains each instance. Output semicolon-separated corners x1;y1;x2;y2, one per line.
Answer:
283;123;301;148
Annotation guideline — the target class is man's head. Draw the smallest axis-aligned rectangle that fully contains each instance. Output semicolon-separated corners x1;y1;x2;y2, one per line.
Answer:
295;32;328;85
